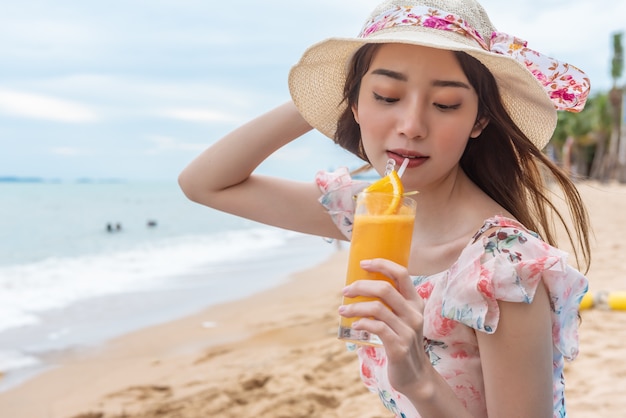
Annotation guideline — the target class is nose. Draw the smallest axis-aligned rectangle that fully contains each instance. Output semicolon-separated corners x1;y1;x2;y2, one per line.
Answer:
397;100;427;140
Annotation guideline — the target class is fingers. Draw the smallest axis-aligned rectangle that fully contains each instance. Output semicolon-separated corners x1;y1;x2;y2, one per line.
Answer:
339;298;396;325
352;258;424;308
340;258;430;394
340;291;423;335
339;299;423;358
340;258;424;337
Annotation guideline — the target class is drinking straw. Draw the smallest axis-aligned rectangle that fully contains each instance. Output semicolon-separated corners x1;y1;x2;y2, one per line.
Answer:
397;158;409;178
384;159;396;176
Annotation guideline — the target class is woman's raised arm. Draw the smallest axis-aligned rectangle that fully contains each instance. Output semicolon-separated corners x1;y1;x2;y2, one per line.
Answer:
178;101;345;239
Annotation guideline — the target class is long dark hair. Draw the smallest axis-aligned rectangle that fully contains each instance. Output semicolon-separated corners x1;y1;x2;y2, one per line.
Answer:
335;44;591;271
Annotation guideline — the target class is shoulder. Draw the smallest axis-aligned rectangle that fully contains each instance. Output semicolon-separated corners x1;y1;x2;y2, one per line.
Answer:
470;216;550;262
442;216;587;345
471;215;535;240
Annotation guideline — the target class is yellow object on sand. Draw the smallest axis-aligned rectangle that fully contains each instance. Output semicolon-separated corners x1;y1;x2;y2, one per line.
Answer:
605;291;626;310
579;292;594;310
579;291;626;311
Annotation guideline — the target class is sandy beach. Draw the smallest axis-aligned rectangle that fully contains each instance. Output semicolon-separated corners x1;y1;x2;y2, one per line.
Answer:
1;180;625;418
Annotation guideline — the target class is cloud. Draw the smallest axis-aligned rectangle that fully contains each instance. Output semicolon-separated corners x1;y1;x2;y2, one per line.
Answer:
20;75;265;123
159;108;243;124
144;135;207;154
1;18;96;49
0;88;99;123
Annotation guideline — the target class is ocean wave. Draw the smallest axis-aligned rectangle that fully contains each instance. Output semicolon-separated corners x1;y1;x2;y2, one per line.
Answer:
0;349;40;375
0;227;294;334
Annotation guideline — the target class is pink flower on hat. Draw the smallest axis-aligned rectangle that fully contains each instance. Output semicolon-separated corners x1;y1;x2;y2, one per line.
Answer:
423;16;450;30
531;69;549;85
361;14;394;37
550;88;577;104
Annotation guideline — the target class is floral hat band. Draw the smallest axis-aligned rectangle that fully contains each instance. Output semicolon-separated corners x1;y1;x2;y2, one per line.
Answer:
359;6;590;113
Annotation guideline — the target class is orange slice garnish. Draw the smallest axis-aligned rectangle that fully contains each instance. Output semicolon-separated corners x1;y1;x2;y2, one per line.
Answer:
364;169;403;195
363;170;404;215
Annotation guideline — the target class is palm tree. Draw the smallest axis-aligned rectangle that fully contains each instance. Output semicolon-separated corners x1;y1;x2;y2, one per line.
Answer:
608;32;624;181
587;32;624;182
589;92;613;179
551;94;598;178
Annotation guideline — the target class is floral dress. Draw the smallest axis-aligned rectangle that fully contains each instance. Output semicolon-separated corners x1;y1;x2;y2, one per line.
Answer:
316;168;588;418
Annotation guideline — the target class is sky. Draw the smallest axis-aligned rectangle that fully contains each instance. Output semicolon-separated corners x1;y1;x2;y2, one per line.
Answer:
1;0;625;181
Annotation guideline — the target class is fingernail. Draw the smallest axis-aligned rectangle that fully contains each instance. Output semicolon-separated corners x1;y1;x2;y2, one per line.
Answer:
338;305;346;314
360;259;371;268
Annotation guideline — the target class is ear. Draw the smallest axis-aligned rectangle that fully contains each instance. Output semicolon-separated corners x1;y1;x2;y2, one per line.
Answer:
470;117;489;138
351;104;360;124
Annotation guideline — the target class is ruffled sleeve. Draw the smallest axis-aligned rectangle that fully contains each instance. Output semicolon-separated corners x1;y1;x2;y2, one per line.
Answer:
315;167;369;240
441;216;588;361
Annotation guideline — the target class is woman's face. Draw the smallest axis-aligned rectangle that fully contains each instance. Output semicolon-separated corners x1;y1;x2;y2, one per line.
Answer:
352;43;486;191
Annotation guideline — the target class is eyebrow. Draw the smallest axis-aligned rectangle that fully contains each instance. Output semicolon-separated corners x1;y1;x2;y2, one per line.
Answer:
371;68;408;81
432;79;471;89
371;68;471;89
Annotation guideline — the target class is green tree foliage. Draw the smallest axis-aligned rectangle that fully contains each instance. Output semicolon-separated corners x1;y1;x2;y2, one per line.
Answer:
550;93;604;177
611;32;624;87
550;32;624;181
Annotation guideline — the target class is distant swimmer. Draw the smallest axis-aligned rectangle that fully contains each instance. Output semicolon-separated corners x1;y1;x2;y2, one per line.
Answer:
106;222;123;232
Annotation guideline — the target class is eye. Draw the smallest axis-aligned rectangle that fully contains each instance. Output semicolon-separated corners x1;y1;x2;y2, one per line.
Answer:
373;92;399;103
434;103;461;110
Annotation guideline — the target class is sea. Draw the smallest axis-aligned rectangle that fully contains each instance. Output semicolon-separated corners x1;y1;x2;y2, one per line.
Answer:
0;179;338;392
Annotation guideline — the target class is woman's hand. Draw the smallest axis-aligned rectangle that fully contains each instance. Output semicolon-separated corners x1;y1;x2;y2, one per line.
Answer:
339;258;430;394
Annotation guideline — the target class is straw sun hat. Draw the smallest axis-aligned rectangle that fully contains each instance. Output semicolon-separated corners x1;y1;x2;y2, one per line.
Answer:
288;0;590;150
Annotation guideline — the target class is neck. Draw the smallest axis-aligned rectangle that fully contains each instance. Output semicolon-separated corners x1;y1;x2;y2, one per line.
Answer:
410;168;489;244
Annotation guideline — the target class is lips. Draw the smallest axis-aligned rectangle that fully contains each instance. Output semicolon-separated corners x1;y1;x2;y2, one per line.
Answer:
387;150;428;168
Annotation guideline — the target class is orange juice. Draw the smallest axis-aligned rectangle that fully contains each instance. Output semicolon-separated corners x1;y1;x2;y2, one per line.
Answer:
338;192;416;345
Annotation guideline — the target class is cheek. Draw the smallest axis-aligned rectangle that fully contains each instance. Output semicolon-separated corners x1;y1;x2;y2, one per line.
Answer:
433;124;473;153
355;106;388;137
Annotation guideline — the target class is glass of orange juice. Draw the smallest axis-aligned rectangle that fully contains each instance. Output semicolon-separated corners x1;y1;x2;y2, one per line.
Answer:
338;191;416;345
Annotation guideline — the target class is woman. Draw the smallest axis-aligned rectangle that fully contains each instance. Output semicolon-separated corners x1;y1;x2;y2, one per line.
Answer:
179;0;591;416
